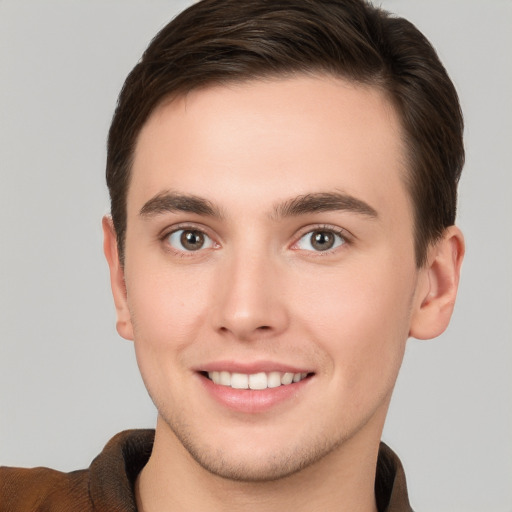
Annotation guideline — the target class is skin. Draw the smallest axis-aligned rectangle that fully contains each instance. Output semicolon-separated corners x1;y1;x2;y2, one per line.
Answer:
103;75;464;511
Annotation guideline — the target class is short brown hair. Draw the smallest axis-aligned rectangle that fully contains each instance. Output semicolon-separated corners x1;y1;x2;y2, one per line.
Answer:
106;0;464;266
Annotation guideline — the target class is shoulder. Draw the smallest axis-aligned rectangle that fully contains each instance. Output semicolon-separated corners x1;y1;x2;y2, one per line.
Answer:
376;442;414;512
0;430;154;512
0;465;90;511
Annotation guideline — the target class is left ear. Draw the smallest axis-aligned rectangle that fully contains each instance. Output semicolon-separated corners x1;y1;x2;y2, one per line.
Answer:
409;226;465;340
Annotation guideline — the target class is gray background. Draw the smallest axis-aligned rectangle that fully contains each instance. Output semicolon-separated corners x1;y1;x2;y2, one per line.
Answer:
0;1;510;510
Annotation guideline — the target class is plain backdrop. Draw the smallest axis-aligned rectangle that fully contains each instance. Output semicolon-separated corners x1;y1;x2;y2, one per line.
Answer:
0;1;511;511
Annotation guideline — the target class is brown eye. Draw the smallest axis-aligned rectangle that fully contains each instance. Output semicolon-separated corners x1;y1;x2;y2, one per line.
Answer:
181;230;204;250
167;229;214;252
296;229;345;252
310;231;335;251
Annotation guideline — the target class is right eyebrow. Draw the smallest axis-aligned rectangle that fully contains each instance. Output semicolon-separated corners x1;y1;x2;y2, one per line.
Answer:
139;191;224;219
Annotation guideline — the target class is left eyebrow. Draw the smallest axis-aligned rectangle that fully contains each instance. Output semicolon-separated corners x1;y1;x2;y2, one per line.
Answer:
139;191;224;219
271;192;378;219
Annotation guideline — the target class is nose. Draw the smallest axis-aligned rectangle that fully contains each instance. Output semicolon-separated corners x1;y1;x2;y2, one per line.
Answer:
211;249;289;341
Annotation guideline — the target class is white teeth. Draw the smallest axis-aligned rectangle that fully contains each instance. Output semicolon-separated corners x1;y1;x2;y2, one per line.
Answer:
219;371;231;386
267;371;282;388
206;370;309;389
231;373;249;389
281;372;294;385
249;372;267;390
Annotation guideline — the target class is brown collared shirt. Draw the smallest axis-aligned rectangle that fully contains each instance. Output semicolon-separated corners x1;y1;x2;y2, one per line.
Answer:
0;430;413;511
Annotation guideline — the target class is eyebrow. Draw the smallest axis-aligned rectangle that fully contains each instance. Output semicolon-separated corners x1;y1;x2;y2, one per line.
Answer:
272;192;378;219
139;190;377;221
139;191;223;219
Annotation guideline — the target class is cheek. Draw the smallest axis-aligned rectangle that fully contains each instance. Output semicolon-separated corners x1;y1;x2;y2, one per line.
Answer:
126;263;218;414
292;257;415;390
125;258;215;379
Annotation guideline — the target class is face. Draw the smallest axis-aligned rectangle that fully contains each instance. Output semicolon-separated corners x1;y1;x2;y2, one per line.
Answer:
108;75;432;481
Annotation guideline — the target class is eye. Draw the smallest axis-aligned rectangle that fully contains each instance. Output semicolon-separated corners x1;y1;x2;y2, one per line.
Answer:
167;229;215;252
295;229;346;252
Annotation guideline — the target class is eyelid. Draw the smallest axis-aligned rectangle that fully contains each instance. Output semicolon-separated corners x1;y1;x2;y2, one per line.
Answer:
159;222;221;253
157;222;352;255
290;224;353;252
159;221;217;239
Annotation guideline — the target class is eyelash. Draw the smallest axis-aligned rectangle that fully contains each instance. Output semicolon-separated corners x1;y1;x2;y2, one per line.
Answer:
160;223;219;257
160;223;352;256
291;224;352;256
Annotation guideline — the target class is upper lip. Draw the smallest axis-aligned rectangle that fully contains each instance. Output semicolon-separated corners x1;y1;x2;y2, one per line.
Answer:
196;360;313;374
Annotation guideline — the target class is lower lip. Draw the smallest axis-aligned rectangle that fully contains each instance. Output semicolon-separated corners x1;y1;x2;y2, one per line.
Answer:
199;373;312;413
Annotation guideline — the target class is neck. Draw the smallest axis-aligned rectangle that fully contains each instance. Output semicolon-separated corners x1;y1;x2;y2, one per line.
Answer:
135;417;383;512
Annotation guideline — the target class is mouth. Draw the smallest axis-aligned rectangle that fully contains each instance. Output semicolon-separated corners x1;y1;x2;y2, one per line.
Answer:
202;370;311;390
198;365;314;412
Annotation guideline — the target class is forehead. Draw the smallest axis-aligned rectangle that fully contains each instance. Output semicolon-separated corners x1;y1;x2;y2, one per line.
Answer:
128;75;409;221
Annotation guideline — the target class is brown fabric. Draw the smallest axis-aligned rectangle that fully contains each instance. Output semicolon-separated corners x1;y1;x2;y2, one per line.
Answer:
0;430;153;512
0;430;413;511
376;443;414;512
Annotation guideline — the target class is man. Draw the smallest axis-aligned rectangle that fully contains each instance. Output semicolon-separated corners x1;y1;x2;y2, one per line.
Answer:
0;0;464;510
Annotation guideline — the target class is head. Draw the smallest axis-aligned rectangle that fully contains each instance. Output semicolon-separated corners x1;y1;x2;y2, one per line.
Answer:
106;0;464;268
103;0;464;486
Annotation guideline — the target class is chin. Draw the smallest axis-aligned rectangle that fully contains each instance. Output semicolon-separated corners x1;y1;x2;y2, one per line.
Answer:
164;414;347;483
186;445;324;483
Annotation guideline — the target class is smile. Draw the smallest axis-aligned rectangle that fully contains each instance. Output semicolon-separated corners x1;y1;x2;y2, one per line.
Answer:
206;371;309;390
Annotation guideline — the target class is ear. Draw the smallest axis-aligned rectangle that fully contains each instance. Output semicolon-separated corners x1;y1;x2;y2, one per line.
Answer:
409;226;465;340
102;216;134;341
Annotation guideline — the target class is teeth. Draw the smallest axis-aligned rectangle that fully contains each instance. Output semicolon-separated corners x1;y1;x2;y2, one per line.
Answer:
281;372;293;385
249;372;267;390
219;371;230;386
231;373;249;389
206;370;309;389
267;371;282;388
